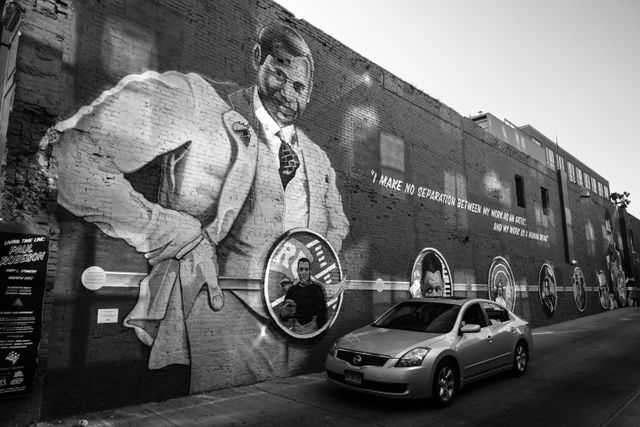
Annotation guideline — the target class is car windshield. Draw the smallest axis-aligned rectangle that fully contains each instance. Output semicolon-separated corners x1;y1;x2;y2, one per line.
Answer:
372;301;461;333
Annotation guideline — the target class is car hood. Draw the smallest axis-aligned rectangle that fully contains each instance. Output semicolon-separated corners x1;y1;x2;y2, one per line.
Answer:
337;325;446;358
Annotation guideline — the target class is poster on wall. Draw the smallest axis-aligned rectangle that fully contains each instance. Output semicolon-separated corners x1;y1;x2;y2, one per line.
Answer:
0;232;49;398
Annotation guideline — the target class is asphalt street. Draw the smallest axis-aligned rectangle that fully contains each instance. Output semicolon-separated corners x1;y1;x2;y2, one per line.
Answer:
35;307;640;427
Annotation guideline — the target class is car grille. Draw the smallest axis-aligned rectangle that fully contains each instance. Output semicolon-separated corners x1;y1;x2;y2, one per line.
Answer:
326;370;407;394
336;350;389;367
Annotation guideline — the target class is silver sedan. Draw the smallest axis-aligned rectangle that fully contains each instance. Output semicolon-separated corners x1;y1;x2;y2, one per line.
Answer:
325;297;532;406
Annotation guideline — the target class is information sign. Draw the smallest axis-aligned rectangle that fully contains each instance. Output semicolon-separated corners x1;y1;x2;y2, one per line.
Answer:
0;232;48;398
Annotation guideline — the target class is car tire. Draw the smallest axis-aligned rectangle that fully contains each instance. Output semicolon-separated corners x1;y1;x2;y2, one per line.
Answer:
512;341;528;376
432;360;457;408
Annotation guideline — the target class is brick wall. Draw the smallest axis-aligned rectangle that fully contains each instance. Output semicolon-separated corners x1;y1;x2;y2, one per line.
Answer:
1;0;629;421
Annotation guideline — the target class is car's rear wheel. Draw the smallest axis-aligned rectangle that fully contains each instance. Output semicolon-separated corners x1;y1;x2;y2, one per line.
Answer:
432;360;456;407
512;341;528;376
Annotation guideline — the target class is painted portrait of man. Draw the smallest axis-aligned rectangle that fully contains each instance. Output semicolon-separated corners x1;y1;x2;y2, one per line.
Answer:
539;264;557;316
52;23;349;392
488;256;516;311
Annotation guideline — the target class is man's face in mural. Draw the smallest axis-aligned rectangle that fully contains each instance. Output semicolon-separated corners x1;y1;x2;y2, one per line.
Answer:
297;259;311;283
257;48;312;127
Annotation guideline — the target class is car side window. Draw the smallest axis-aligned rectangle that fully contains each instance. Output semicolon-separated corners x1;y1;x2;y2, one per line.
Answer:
481;302;510;325
461;303;487;327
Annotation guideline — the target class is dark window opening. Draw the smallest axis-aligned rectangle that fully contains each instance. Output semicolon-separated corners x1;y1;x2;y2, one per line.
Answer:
515;175;526;208
541;187;549;215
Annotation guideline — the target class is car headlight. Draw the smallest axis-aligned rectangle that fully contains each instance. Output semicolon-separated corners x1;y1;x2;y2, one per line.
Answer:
395;348;430;367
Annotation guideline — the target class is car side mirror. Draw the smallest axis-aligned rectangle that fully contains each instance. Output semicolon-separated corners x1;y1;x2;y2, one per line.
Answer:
460;324;481;334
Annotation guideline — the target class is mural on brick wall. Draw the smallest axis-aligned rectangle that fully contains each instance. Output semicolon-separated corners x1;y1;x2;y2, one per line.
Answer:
604;209;628;308
539;263;557;316
597;270;611;310
264;229;345;338
572;267;587;312
606;243;626;307
51;23;349;392
488;256;516;311
15;1;634;418
410;248;453;298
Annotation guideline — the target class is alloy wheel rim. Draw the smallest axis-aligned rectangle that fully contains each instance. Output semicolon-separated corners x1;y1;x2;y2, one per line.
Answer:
516;346;527;371
438;367;454;401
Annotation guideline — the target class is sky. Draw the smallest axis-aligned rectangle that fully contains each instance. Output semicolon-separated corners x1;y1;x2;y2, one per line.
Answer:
275;0;640;217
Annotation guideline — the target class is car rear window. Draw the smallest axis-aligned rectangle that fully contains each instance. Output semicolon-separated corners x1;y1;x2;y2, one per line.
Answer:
372;302;461;333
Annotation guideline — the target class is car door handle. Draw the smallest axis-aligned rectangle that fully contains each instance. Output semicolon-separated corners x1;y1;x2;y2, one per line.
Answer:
510;327;517;333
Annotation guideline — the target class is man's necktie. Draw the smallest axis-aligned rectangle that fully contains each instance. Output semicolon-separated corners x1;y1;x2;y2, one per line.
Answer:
277;131;300;190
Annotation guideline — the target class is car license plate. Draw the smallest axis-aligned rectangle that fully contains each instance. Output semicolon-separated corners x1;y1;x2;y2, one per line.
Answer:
344;370;362;386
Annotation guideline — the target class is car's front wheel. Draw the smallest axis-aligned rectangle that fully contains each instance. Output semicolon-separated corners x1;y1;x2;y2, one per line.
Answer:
512;341;528;376
432;360;456;407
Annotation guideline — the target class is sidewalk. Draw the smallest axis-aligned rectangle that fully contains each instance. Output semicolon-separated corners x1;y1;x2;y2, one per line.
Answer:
36;373;332;427
35;308;640;427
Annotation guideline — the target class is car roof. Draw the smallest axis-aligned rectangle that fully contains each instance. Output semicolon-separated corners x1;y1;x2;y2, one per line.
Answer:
410;296;473;306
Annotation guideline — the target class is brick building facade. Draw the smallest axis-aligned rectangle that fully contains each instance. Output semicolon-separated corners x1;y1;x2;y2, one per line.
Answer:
0;0;636;423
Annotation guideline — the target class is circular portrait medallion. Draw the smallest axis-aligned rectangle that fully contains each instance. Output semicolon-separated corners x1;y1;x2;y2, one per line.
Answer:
607;245;627;307
488;256;516;311
596;270;610;310
264;228;345;339
410;248;453;298
538;263;557;316
614;270;627;307
572;267;587;312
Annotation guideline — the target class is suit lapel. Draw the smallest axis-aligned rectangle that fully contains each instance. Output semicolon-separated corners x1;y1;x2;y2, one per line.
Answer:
201;88;259;244
228;87;261;139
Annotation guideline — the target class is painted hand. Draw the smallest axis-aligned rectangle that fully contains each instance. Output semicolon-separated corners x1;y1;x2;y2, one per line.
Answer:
145;235;203;266
280;299;297;318
143;213;203;266
179;238;224;312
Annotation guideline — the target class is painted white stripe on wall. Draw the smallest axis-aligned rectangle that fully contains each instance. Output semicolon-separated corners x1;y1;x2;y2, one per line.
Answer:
315;263;336;280
83;270;610;294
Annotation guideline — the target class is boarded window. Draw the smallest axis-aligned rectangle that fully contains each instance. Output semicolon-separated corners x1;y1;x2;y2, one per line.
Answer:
515;175;526;208
380;131;405;172
541;187;549;215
